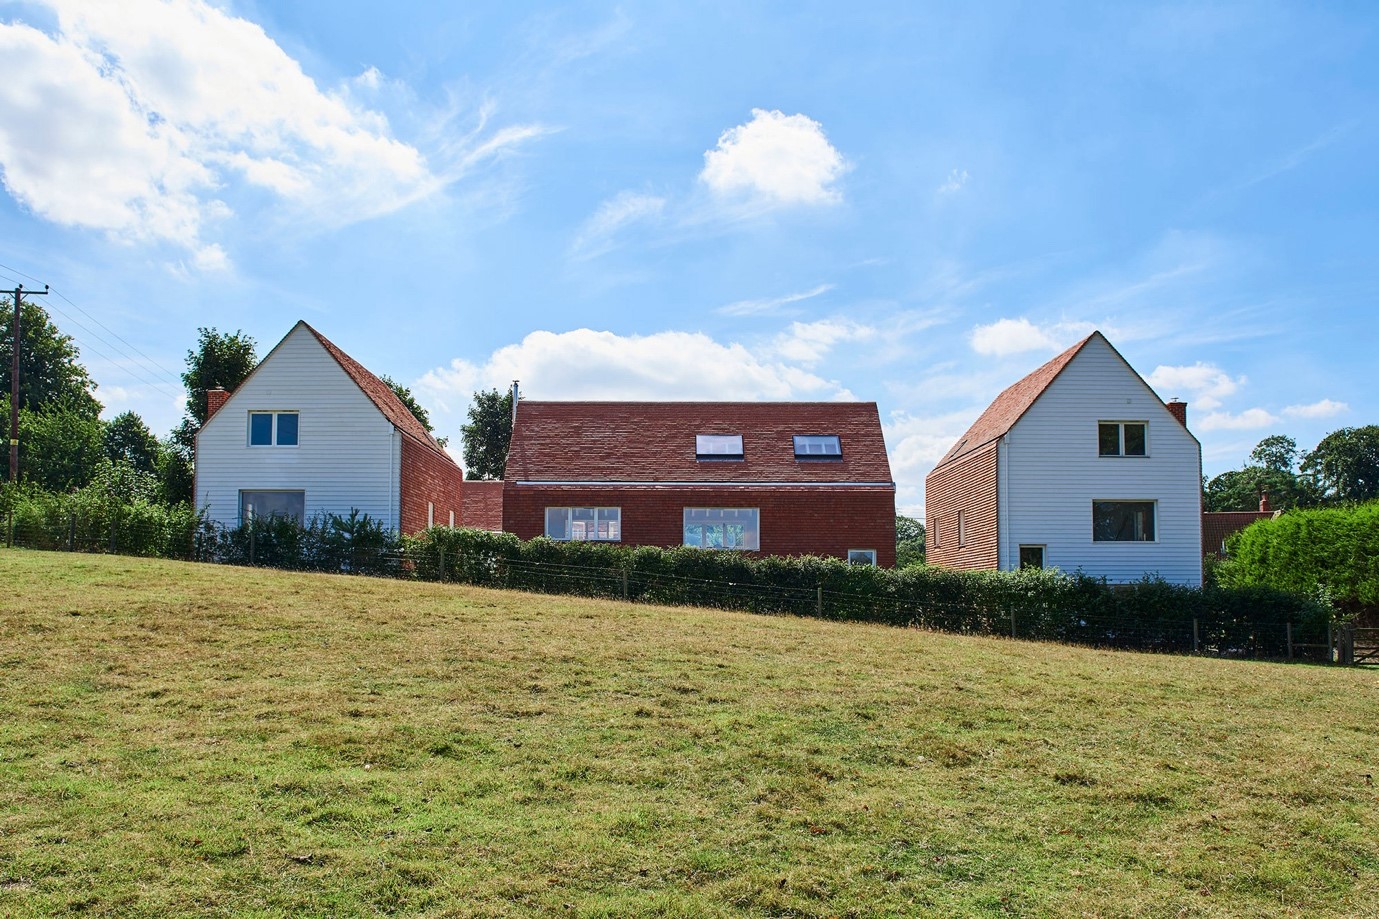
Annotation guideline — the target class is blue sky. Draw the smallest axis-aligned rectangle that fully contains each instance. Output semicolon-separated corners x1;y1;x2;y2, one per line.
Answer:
0;1;1374;513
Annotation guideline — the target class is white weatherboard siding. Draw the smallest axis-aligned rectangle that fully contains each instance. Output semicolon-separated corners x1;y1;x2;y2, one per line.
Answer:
196;325;401;530
1000;336;1202;585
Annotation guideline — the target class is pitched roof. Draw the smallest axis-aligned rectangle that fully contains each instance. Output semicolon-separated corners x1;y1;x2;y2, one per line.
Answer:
1202;510;1273;558
297;322;455;465
933;332;1099;470
504;401;893;484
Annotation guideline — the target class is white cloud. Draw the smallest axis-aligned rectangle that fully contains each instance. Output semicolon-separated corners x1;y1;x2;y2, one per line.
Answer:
0;1;542;267
700;109;846;206
718;283;834;317
884;410;979;515
415;327;855;413
968;318;1094;357
1196;408;1280;431
570;191;666;256
938;168;969;194
1282;398;1348;419
1145;362;1243;410
769;318;876;366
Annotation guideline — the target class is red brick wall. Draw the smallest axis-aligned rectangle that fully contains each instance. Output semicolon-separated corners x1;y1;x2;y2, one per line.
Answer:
400;437;465;535
925;441;999;571
462;480;505;531
503;485;896;566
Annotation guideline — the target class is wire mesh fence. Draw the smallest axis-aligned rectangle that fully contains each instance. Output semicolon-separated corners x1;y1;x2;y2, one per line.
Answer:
2;510;1349;665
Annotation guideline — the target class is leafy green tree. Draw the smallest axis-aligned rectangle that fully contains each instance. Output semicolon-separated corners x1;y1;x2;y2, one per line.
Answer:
157;433;195;506
8;398;105;492
1204;434;1321;511
1302;425;1379;504
461;388;513;480
0;297;100;418
103;411;160;475
181;328;258;427
1249;435;1300;473
896;514;926;567
380;375;433;433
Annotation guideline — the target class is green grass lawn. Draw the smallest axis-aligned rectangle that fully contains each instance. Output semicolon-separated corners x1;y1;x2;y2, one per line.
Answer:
1;550;1375;917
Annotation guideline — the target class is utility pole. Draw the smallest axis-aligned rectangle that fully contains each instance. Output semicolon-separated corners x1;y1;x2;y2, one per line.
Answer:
9;283;48;483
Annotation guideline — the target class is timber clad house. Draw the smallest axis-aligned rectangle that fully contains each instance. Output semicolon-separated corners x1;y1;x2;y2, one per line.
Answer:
195;321;478;534
925;331;1204;586
502;401;898;566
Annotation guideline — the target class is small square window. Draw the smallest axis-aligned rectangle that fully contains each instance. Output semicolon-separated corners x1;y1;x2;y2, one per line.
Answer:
696;434;743;460
793;435;841;459
1019;545;1045;569
1099;422;1146;457
249;412;299;447
847;549;877;566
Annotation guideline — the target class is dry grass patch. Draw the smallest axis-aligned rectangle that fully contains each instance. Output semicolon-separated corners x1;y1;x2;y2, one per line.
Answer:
0;550;1376;917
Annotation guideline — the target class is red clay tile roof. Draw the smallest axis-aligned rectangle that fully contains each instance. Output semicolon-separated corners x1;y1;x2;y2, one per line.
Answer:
298;322;456;466
934;332;1099;470
504;401;893;484
1202;510;1273;558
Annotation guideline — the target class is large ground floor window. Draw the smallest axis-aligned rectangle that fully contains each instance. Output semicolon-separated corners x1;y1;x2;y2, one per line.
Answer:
545;507;621;541
1092;501;1156;541
240;490;305;525
683;507;760;550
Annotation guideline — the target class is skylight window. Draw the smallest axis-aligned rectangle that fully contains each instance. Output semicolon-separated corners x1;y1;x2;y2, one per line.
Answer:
696;434;743;460
793;434;841;459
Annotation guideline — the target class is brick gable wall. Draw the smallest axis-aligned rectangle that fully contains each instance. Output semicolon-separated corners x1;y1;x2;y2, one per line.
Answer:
462;480;505;531
503;484;896;566
925;441;999;571
400;436;465;534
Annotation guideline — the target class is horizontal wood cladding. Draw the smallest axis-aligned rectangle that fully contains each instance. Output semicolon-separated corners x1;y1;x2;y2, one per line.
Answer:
503;484;896;566
461;480;505;531
925;441;998;571
400;436;465;535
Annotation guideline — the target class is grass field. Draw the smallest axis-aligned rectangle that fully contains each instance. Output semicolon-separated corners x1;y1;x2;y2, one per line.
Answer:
1;550;1375;917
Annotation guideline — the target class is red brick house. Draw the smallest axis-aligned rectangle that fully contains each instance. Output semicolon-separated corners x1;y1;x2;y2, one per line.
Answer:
196;321;465;535
502;401;897;565
1202;493;1276;558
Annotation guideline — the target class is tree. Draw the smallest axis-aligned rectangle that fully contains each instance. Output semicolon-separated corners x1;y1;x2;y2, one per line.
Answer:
103;411;160;475
380;375;432;433
460;388;513;480
1302;425;1379;504
6;397;105;492
181;328;257;426
0;297;100;418
1249;434;1300;473
896;514;926;567
1204;434;1322;512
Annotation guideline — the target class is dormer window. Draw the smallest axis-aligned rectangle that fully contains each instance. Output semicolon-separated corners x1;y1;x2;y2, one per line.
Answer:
1098;422;1145;457
793;435;841;459
696;434;743;460
249;411;299;447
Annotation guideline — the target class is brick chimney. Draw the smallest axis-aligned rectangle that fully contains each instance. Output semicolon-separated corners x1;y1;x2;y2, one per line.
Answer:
1166;399;1188;428
206;387;231;419
1259;491;1271;514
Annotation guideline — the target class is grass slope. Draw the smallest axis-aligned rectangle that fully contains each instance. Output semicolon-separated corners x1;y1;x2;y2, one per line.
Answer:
1;550;1375;918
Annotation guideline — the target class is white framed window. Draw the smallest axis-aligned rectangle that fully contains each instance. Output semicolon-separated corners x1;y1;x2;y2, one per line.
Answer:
931;517;940;547
448;510;455;528
1098;421;1146;457
249;411;299;447
683;507;759;550
239;490;305;525
958;511;968;547
847;549;877;566
793;435;841;458
427;502;434;528
696;434;743;460
1092;501;1156;542
545;507;621;541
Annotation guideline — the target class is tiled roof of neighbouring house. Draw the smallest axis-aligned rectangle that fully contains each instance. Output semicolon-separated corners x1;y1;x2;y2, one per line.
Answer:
504;401;894;484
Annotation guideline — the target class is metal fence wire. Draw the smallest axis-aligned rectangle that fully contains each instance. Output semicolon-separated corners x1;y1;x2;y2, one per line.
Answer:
2;511;1352;665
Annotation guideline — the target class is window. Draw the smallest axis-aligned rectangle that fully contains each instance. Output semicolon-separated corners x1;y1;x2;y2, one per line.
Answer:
1019;545;1045;569
931;517;940;547
427;502;434;528
249;412;299;447
793;435;841;459
683;507;759;550
545;507;621;541
696;434;743;460
847;549;877;566
239;490;305;525
958;511;968;547
1098;421;1146;457
1092;501;1156;541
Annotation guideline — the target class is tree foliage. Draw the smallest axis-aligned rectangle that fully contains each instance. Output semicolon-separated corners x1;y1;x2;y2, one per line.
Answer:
181;328;257;427
1301;425;1379;505
896;514;926;568
461;388;513;480
0;297;100;418
1204;434;1320;512
103;411;160;475
8;398;105;492
380;375;433;433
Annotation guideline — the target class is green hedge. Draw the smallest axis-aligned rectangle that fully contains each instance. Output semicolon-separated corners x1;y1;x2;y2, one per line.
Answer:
2;480;201;558
407;527;1333;658
1218;501;1379;613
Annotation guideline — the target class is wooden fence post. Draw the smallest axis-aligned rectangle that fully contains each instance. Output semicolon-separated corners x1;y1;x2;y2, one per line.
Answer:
1327;621;1335;664
620;569;628;601
816;586;823;618
1011;608;1017;639
1286;622;1294;660
248;524;256;567
68;514;76;551
1193;618;1200;654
